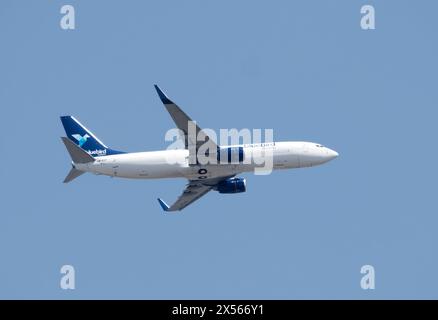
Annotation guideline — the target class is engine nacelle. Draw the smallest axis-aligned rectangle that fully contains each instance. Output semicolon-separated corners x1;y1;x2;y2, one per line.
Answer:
216;177;247;194
217;146;245;164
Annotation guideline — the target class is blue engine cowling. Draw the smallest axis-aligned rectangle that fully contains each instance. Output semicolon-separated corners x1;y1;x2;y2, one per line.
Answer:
217;147;244;164
216;178;247;194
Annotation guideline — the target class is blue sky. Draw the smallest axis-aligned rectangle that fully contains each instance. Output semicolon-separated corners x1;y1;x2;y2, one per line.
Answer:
1;0;437;299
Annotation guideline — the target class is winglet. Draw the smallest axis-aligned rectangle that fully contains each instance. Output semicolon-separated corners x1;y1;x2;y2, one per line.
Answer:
157;198;170;211
154;85;174;105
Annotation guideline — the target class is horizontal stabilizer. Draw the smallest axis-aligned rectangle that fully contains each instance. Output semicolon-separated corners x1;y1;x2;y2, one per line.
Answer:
63;167;85;183
61;137;95;163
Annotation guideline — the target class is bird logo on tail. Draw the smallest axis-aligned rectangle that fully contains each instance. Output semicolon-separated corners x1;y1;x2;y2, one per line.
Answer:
72;134;90;147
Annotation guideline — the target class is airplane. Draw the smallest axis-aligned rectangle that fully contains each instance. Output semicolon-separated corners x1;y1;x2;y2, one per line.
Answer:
60;85;339;212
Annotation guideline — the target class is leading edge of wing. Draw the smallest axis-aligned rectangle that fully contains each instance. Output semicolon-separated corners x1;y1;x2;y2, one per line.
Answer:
153;84;218;153
157;175;236;212
157;182;213;212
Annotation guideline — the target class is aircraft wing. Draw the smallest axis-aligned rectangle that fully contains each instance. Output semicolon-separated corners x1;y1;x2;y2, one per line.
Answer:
157;175;235;212
154;85;218;163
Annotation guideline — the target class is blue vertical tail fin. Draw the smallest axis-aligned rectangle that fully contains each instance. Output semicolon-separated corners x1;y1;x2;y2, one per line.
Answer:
60;116;125;157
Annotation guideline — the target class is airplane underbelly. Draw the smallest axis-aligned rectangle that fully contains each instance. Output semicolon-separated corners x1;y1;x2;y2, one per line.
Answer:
183;164;241;180
95;161;186;179
123;163;186;179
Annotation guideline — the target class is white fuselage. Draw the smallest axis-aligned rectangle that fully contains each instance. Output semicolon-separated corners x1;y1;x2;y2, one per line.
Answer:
74;141;338;180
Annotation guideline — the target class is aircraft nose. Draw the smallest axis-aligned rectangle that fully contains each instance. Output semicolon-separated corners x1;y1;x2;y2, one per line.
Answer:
326;148;339;160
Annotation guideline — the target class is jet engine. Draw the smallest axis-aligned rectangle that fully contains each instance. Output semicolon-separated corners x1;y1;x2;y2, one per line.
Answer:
216;177;247;194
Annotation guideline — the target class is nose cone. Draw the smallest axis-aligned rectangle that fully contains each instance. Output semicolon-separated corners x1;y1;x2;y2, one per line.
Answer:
326;148;339;161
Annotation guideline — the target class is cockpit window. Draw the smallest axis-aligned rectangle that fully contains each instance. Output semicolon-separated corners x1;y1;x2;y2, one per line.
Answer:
316;144;324;148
